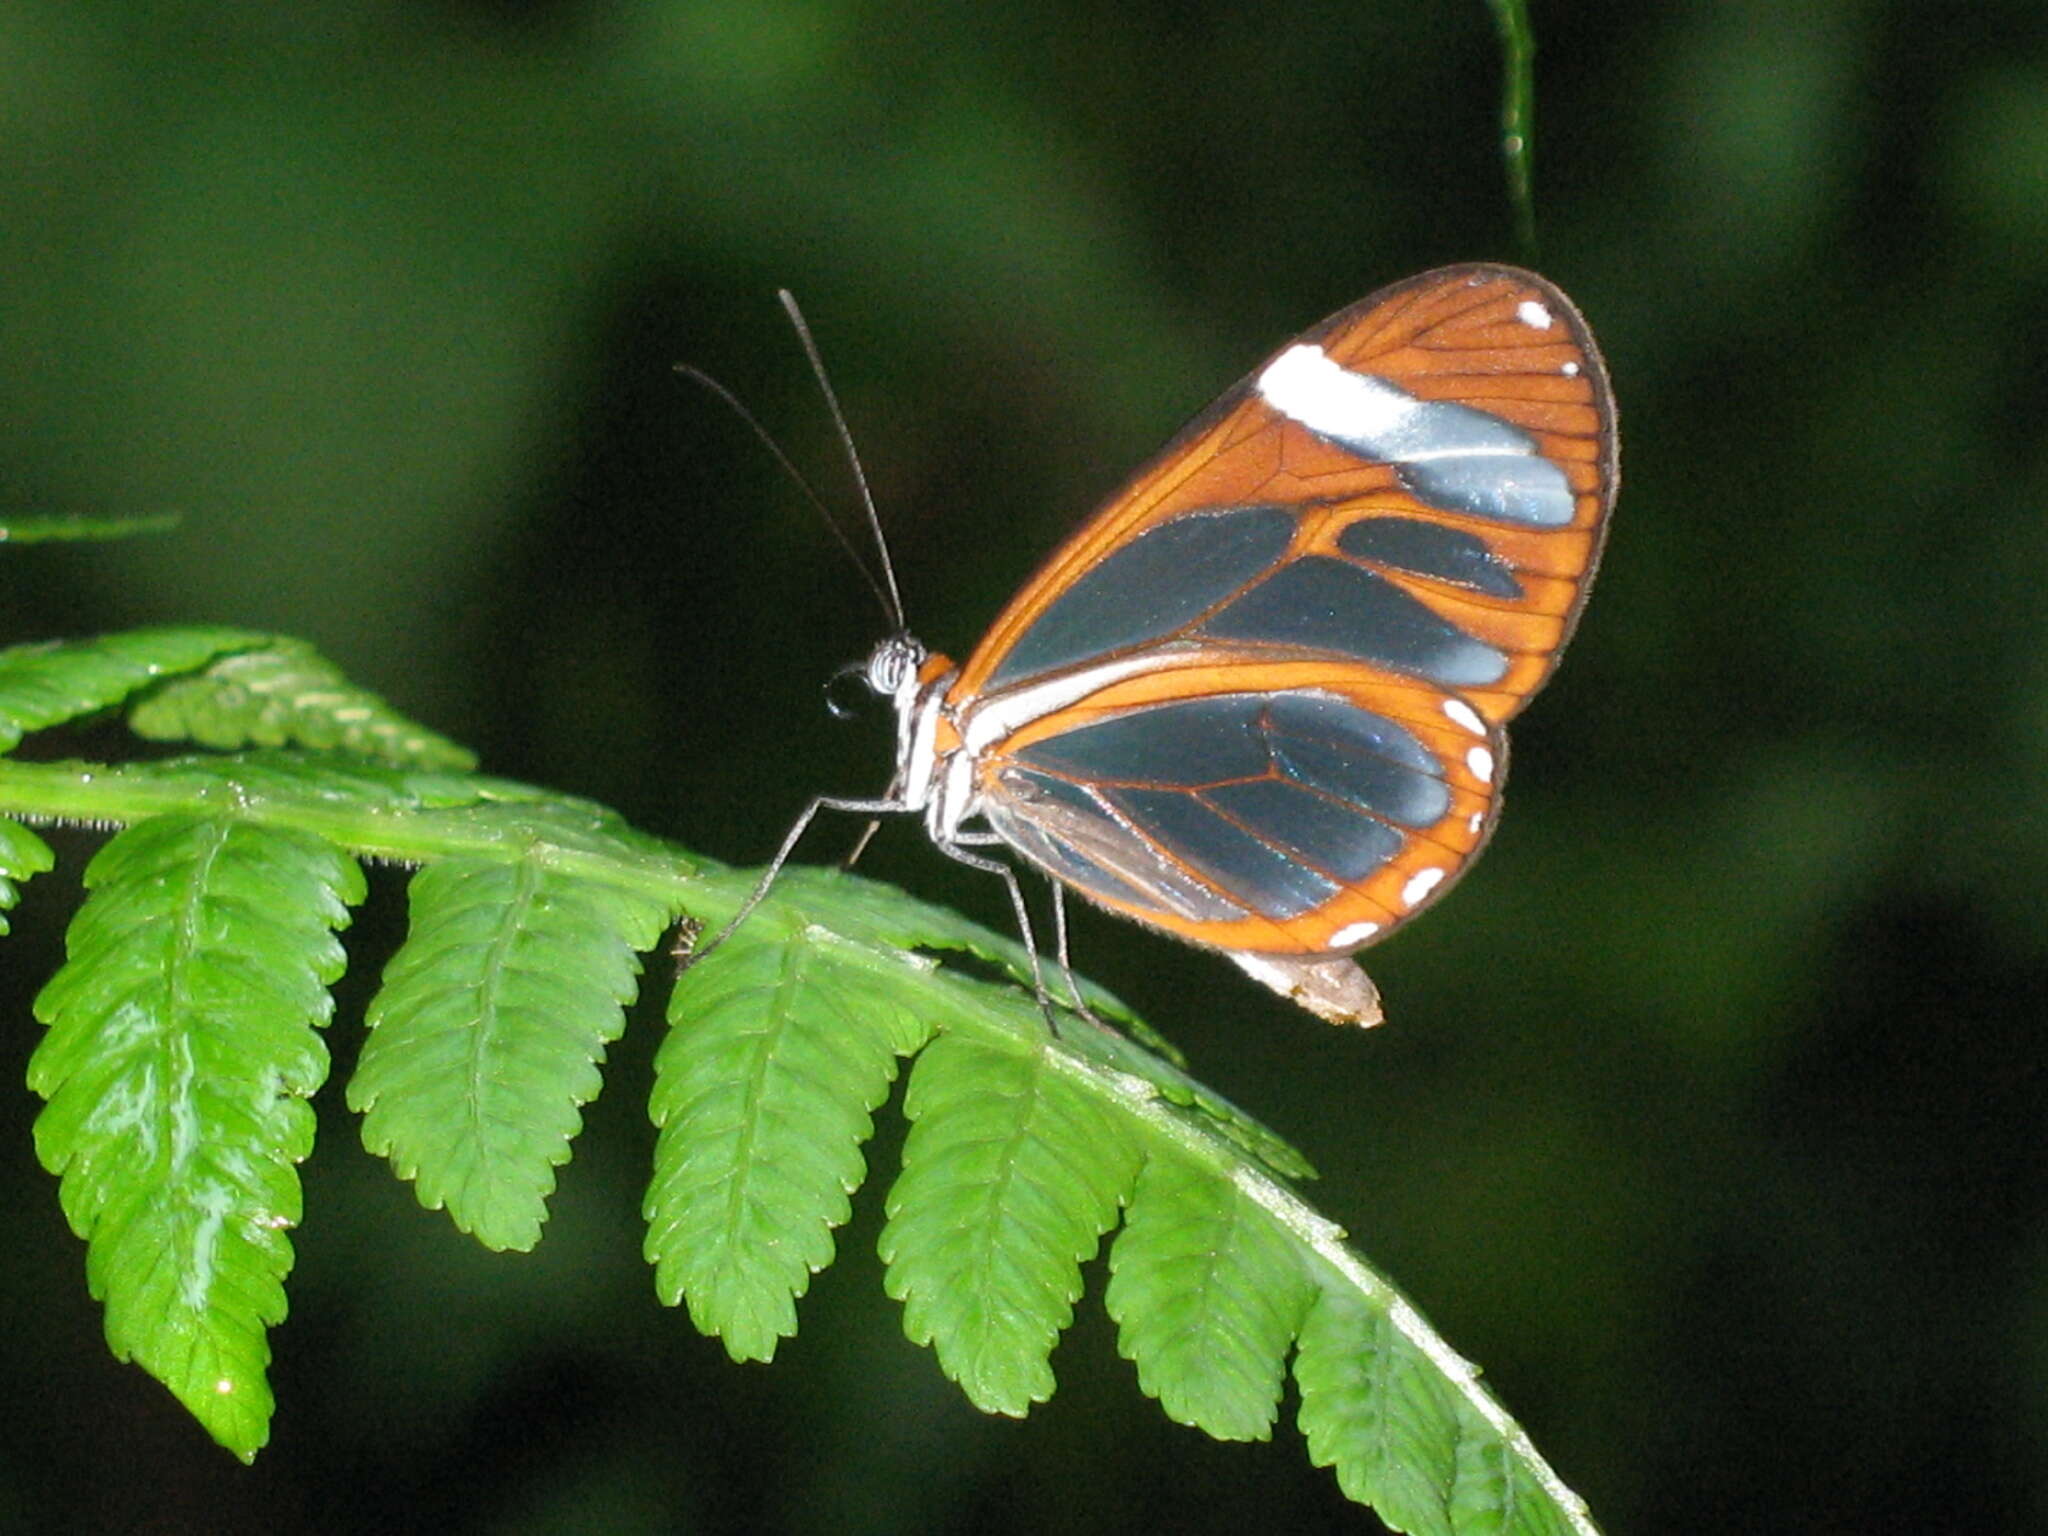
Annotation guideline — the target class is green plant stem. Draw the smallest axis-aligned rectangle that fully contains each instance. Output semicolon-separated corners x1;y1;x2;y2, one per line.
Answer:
0;756;705;901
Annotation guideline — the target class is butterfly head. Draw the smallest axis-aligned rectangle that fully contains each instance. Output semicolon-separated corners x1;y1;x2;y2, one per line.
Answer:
862;631;928;703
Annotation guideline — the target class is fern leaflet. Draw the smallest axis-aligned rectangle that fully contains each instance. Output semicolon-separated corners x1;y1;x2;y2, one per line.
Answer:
880;1031;1142;1415
645;908;930;1361
0;627;265;752
27;814;362;1460
348;856;674;1252
129;636;475;769
1105;1149;1317;1442
0;815;54;933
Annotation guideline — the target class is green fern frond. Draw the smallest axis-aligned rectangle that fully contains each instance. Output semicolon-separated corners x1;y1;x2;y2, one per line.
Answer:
0;627;267;752
0;638;1600;1530
0;815;54;933
348;857;674;1252
129;637;476;769
645;907;930;1362
26;814;363;1461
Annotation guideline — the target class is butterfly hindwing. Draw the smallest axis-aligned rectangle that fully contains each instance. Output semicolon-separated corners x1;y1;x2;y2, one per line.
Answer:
973;657;1501;955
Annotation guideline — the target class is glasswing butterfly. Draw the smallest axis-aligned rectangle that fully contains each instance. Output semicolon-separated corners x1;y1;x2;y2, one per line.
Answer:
736;264;1616;1028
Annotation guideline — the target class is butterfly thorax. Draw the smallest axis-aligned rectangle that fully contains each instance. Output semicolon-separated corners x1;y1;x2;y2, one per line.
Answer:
863;632;974;840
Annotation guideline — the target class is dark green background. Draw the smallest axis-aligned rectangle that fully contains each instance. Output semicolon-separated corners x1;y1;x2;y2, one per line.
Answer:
3;2;2046;1532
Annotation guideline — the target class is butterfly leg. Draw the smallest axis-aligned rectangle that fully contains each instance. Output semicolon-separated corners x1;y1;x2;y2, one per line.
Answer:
693;792;914;963
930;835;1064;1034
839;817;883;870
1046;881;1109;1029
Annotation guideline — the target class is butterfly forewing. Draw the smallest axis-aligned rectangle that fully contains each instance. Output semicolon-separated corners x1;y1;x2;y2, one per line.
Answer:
955;265;1613;716
945;265;1615;982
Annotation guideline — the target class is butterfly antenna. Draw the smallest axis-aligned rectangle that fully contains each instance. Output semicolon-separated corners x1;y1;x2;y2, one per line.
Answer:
672;362;897;628
778;290;906;632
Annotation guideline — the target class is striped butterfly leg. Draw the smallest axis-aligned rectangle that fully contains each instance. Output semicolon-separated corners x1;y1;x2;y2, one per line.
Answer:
692;791;918;964
931;828;1073;1036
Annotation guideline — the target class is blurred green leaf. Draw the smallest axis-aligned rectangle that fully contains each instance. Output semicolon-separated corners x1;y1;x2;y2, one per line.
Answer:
0;627;266;753
1486;0;1538;257
130;637;477;770
0;512;180;542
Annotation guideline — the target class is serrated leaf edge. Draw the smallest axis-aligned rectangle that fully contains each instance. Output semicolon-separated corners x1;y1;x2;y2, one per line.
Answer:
1261;1162;1599;1536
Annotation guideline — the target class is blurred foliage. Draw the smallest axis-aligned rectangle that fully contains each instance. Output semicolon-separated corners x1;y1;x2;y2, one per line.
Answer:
1;1;2046;1532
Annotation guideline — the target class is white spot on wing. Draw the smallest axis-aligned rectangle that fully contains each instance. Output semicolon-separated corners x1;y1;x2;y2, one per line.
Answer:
1260;339;1573;525
1467;745;1495;783
1400;867;1445;908
1561;360;1581;377
1257;344;1422;444
1517;299;1554;330
1468;812;1484;833
1442;699;1485;736
1330;920;1381;948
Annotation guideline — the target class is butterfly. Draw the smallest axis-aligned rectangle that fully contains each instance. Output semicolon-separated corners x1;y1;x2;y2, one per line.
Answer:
748;264;1616;1027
